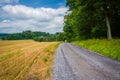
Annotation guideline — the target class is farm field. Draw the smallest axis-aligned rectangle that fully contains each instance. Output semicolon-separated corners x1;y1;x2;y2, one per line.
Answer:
0;40;59;80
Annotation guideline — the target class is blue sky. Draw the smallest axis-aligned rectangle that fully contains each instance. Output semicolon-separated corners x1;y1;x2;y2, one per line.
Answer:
0;0;68;33
19;0;66;8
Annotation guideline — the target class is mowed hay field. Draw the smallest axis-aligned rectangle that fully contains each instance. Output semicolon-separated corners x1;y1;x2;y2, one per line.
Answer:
0;40;59;80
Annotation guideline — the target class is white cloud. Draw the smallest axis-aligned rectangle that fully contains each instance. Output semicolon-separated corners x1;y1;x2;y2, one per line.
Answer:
2;5;67;20
0;0;19;3
0;0;19;6
2;20;11;23
0;5;68;33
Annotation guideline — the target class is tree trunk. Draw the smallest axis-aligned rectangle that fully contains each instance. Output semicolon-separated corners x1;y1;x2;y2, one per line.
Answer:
105;13;112;39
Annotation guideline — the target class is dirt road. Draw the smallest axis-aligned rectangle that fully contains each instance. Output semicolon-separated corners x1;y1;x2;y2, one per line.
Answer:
53;43;120;80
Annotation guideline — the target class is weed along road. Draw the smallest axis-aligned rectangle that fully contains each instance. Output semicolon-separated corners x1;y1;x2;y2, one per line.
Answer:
53;43;120;80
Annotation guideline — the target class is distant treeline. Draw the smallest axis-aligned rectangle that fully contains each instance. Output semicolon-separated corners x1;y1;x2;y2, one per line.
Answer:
0;30;64;41
0;33;8;36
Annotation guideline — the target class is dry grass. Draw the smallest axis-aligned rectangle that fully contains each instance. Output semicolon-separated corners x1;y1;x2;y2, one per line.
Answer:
0;40;59;80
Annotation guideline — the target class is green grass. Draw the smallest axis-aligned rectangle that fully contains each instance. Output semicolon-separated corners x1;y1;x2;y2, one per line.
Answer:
73;39;120;61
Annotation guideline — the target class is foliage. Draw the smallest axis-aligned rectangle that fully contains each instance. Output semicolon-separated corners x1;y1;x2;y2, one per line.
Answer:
0;33;8;36
73;39;120;61
1;30;63;42
64;0;120;41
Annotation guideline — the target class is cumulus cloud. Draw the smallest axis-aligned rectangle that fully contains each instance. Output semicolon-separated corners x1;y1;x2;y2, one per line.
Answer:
0;0;19;3
2;20;11;23
0;5;68;33
0;0;19;6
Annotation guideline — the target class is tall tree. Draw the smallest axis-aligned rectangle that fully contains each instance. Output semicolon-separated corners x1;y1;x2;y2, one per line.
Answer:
64;0;120;40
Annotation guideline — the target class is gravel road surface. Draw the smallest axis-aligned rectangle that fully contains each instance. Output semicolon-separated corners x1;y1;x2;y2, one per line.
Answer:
53;43;120;80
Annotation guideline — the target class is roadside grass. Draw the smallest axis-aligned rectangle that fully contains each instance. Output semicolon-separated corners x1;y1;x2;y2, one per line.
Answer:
73;39;120;61
0;40;60;80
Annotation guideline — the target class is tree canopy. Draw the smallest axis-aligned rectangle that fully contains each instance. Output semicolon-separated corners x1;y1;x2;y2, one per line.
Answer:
64;0;120;41
0;30;62;42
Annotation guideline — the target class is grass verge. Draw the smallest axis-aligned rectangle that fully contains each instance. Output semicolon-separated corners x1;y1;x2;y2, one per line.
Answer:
73;39;120;61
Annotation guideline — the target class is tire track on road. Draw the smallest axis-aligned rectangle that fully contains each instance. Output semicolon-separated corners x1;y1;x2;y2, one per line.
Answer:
53;43;120;80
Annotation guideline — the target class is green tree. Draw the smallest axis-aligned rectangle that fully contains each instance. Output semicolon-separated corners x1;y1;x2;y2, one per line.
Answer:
65;0;120;40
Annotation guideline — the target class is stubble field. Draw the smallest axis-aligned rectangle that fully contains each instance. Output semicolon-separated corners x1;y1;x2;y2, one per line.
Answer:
0;40;59;80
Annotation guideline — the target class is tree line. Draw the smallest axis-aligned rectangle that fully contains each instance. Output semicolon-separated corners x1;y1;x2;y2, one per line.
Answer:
0;30;63;42
63;0;120;41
